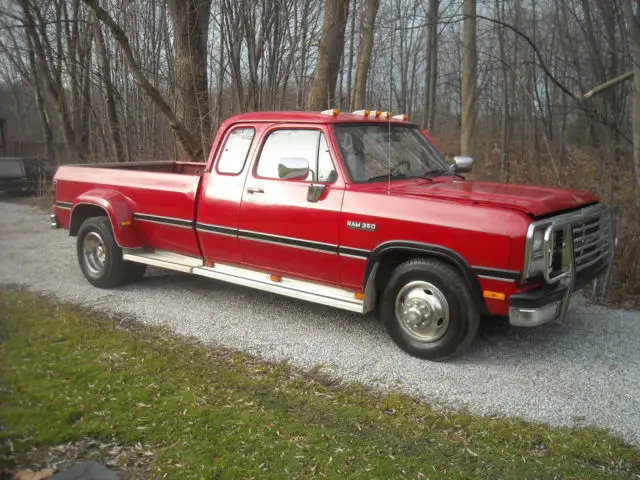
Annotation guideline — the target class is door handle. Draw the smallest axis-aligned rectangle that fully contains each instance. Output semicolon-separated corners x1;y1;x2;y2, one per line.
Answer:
246;187;264;195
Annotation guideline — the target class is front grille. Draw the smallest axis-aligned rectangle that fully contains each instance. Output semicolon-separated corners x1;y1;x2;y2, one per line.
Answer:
571;209;612;273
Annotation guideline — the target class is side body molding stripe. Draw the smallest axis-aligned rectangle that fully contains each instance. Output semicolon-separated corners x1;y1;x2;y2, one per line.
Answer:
112;214;520;291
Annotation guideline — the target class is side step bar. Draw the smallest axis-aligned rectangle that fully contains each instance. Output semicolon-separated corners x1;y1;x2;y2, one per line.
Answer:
122;250;364;313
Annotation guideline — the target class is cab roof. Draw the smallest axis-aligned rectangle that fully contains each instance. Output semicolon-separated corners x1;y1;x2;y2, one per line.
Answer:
222;110;413;126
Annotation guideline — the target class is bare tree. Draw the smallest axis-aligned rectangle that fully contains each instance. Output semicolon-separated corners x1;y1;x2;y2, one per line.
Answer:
307;0;350;110
94;21;125;163
622;0;640;187
422;0;439;132
351;0;379;110
460;0;477;160
167;0;212;159
84;0;203;161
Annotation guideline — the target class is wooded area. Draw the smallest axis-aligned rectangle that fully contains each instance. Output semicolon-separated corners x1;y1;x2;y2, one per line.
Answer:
0;0;639;299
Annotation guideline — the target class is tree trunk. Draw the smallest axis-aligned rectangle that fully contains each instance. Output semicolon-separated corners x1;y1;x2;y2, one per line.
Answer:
622;0;640;189
351;0;379;111
345;0;357;110
460;0;477;159
496;0;508;181
423;0;439;131
167;0;212;160
307;0;350;110
94;22;126;162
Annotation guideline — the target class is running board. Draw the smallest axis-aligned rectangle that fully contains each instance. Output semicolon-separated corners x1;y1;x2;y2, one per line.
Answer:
122;250;364;313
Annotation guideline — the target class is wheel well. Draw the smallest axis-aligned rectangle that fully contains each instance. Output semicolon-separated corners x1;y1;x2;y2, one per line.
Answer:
365;249;489;316
69;204;109;236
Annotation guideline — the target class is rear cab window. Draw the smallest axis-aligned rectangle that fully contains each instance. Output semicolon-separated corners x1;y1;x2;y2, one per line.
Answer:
216;127;255;175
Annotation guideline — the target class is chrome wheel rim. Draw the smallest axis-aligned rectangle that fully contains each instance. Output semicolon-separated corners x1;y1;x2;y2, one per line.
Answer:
83;231;107;277
394;280;450;342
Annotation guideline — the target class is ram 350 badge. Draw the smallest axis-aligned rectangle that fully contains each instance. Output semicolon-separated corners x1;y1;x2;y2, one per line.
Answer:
347;220;377;232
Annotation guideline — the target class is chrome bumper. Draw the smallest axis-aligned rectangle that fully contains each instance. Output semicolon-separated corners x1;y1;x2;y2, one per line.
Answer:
509;299;563;327
509;206;620;328
49;213;59;229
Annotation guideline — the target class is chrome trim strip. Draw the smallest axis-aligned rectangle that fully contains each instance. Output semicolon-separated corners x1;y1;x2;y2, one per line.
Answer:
133;213;193;229
55;201;72;210
339;253;368;260
241;235;337;255
196;222;238;238
476;274;516;283
472;266;519;282
238;228;337;248
338;246;370;259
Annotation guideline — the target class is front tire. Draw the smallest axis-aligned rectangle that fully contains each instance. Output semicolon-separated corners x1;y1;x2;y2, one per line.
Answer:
380;258;480;360
77;216;144;288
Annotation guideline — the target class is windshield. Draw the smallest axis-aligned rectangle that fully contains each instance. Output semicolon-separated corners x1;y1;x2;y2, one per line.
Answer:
0;160;25;178
333;124;451;182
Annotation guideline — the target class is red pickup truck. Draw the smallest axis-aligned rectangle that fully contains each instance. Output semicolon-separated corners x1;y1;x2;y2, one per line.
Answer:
50;109;619;360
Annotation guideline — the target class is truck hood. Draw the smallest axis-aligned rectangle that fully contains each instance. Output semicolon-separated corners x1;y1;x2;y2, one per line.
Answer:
394;180;599;217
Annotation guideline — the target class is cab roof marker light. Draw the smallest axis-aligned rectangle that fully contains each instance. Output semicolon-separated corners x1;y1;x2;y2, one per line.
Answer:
392;113;409;121
321;108;340;116
352;109;370;116
373;110;382;118
380;111;392;119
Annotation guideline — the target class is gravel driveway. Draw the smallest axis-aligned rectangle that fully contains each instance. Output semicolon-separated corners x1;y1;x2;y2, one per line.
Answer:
1;198;640;446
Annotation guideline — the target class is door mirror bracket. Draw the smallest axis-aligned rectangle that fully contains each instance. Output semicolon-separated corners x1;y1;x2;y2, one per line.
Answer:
307;184;326;203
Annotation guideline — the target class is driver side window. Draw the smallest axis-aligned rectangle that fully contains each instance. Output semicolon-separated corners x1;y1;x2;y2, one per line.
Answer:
255;129;337;182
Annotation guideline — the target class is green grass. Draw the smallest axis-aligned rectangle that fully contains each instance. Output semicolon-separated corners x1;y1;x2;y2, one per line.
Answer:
1;290;639;479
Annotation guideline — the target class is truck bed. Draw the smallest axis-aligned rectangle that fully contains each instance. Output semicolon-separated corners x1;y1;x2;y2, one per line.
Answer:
53;161;205;257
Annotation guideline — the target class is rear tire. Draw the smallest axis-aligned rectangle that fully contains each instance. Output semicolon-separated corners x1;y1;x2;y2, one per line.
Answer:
380;258;480;361
77;216;144;288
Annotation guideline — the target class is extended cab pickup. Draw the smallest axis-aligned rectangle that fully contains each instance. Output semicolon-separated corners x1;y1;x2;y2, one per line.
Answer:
50;110;620;360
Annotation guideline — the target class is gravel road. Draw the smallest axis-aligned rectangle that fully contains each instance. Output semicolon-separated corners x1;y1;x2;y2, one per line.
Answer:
1;198;640;446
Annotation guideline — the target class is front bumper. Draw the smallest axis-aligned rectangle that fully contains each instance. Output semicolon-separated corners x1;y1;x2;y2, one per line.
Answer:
50;213;60;229
509;284;573;327
509;205;620;327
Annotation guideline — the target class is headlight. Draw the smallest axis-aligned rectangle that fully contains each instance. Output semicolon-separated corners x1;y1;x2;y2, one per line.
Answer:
524;223;553;279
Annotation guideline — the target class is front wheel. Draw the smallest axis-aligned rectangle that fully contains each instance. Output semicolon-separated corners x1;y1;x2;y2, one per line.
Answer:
380;258;480;361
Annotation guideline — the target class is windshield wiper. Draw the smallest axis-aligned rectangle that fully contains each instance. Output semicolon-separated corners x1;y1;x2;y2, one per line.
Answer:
366;172;409;182
366;172;436;182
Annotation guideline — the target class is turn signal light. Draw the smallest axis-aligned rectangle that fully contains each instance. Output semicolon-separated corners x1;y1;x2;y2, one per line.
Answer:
270;274;282;282
354;292;365;301
483;290;506;301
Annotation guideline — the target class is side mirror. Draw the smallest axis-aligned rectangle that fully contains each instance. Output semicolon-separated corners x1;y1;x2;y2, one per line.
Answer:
277;157;310;180
450;155;473;173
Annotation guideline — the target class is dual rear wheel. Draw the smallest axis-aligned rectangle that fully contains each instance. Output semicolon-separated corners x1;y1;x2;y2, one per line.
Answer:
77;216;147;288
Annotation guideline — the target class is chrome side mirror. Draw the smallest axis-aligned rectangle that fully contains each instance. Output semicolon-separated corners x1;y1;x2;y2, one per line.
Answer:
277;157;310;180
450;155;473;173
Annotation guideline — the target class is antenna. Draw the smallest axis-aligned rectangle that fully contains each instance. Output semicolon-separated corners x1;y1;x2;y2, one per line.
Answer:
387;20;395;196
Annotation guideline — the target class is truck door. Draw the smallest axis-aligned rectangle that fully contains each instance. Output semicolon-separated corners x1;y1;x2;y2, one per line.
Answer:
238;125;345;286
197;124;257;265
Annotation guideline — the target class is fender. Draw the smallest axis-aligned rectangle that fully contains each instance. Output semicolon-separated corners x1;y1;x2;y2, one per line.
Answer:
70;189;143;248
362;240;501;317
